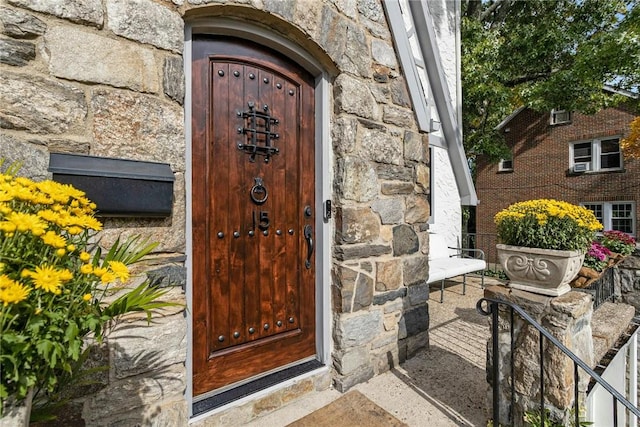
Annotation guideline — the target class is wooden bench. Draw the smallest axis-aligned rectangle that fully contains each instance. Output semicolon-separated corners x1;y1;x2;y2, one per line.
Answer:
427;233;486;303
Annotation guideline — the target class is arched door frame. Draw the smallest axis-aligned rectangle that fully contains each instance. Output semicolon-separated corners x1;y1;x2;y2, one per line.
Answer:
184;16;333;418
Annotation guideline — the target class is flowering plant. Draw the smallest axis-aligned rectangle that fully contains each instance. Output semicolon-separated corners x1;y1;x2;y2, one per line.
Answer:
494;199;602;252
0;166;175;407
600;230;636;256
583;241;611;272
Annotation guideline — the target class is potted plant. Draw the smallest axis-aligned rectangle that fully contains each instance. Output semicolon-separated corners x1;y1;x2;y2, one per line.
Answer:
571;241;611;288
494;199;602;296
601;230;636;264
0;167;178;426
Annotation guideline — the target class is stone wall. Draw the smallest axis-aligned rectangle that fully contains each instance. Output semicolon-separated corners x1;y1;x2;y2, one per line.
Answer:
1;0;434;424
1;0;188;424
484;286;595;426
485;283;637;427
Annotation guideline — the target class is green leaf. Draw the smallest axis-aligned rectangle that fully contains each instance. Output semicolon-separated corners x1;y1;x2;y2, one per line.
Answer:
64;322;79;343
102;235;159;266
101;281;182;324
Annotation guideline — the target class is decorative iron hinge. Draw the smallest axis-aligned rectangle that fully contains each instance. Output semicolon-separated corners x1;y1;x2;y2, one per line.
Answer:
237;102;280;163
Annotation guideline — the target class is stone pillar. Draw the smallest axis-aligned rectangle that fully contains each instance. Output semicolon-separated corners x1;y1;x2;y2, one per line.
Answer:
484;285;594;426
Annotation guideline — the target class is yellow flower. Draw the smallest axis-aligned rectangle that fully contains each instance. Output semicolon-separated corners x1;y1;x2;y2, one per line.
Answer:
80;264;93;275
79;251;91;262
0;221;17;233
75;215;102;231
0;275;30;306
100;271;116;284
83;293;92;302
23;265;72;295
108;261;130;282
56;248;66;257
93;267;108;278
41;231;67;249
6;212;47;235
67;226;83;235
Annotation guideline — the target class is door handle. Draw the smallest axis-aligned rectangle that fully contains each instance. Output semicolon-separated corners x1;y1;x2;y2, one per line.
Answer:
304;224;313;269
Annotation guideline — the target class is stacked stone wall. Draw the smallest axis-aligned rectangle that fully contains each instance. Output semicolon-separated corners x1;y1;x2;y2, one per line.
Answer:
1;0;188;424
1;0;433;423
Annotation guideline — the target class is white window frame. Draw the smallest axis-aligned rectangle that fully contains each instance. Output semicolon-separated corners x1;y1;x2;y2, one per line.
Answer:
581;201;636;236
550;109;571;125
570;137;623;173
498;154;513;172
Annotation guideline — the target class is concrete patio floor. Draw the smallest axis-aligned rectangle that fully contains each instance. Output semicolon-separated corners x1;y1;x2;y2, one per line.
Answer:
246;275;503;427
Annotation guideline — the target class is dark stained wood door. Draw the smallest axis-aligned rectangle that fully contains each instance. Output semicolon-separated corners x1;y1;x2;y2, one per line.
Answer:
191;36;316;396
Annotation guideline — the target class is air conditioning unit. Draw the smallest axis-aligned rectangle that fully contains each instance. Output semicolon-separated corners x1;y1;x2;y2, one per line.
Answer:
573;163;590;173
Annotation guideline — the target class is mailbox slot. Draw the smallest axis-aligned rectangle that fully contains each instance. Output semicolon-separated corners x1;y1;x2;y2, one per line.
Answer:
49;153;174;218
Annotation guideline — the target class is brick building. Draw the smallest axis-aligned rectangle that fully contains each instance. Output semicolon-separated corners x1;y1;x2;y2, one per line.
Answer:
475;94;638;263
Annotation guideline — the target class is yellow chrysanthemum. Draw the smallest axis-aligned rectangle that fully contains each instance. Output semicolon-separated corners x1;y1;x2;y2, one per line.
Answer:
6;212;47;235
80;264;94;275
23;265;72;295
108;261;130;282
494;198;603;251
75;215;102;231
66;226;83;235
79;251;91;262
0;275;30;306
0;220;16;233
93;267;108;278
56;248;66;257
100;271;116;284
83;293;92;301
41;231;67;249
35;180;86;204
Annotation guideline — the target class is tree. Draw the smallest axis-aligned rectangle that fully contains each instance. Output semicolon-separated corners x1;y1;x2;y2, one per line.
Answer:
461;0;640;163
621;116;640;158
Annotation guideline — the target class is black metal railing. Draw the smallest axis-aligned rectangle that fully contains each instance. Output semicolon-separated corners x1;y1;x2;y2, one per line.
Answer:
573;267;616;309
477;297;640;427
462;232;499;267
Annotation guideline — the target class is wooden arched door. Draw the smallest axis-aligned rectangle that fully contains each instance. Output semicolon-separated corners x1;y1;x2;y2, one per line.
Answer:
191;36;317;396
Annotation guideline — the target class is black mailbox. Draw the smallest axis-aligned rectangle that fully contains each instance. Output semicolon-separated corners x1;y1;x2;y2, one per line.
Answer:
49;153;174;218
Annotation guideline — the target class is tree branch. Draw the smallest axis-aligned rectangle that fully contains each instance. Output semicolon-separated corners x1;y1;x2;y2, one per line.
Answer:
503;72;552;87
479;0;507;22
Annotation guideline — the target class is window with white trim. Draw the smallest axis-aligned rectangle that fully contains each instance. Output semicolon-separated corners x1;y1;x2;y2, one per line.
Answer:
581;202;635;235
570;137;622;173
498;155;513;172
550;109;572;125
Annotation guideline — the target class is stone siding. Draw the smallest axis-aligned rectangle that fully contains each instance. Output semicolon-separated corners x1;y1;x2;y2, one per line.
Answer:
485;283;638;427
0;0;434;424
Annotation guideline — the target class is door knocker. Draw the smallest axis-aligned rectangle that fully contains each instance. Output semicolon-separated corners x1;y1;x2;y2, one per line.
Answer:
250;177;268;205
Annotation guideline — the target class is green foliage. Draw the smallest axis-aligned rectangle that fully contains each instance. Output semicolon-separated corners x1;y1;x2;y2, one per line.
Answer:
600;230;637;255
494;199;602;251
0;170;181;413
462;0;640;162
524;408;593;427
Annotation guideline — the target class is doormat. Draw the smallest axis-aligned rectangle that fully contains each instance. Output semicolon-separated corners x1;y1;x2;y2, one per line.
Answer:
285;390;408;427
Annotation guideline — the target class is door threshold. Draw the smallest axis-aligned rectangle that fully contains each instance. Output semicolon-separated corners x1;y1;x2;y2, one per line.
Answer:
192;359;324;417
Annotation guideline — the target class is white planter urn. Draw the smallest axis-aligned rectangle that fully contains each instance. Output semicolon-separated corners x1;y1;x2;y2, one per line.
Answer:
496;244;585;297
